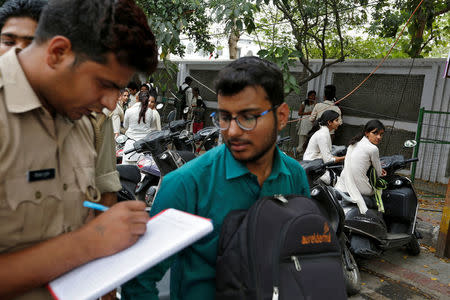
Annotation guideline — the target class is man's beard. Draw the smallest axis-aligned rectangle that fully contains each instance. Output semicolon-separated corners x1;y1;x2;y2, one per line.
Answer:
224;124;278;164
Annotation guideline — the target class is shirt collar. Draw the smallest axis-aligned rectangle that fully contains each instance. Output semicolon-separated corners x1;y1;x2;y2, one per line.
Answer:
225;145;290;180
1;48;42;114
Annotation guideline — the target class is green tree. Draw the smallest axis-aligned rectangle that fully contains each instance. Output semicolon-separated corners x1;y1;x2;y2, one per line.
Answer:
136;0;216;96
369;0;449;57
209;0;261;59
137;0;215;59
254;0;369;94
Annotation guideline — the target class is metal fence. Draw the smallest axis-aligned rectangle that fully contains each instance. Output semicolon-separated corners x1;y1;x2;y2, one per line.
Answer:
411;108;450;185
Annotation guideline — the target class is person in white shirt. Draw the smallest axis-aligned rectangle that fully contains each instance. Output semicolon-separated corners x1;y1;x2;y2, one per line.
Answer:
310;85;342;135
147;92;161;130
179;76;193;120
303;110;345;184
122;90;161;164
335;120;387;214
127;81;139;108
110;89;125;137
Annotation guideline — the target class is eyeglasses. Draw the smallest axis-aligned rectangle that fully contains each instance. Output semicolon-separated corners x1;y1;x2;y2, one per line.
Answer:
211;105;279;131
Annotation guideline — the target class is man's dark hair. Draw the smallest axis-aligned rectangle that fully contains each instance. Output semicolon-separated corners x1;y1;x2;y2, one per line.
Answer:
140;83;149;91
127;81;138;91
215;56;284;106
34;0;158;74
307;90;316;97
324;85;336;101
0;0;47;31
184;76;193;85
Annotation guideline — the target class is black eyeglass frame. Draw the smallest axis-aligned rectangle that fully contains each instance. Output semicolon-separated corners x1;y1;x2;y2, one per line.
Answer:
210;105;280;131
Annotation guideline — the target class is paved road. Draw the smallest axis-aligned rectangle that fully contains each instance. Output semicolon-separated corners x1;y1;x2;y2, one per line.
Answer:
350;246;449;299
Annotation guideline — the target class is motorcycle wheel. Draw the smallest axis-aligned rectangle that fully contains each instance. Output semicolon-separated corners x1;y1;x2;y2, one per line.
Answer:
342;245;361;296
406;236;421;256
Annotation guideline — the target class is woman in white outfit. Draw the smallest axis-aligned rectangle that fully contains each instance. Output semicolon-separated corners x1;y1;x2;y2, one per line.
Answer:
147;93;161;130
335;120;387;214
122;90;161;164
303;110;345;184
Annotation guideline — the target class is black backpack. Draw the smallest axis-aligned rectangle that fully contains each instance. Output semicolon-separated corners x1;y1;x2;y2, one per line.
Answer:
216;194;347;300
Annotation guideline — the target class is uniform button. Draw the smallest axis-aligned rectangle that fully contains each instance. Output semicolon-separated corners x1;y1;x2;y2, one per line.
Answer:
35;191;42;199
63;183;68;191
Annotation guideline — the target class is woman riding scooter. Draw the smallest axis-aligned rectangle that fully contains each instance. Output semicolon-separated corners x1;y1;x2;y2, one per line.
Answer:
303;110;345;184
335;120;386;214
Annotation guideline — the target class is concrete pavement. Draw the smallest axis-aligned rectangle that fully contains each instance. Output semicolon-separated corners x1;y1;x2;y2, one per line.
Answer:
350;246;449;299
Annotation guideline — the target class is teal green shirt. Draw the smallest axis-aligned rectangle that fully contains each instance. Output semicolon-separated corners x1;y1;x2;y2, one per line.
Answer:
122;145;310;300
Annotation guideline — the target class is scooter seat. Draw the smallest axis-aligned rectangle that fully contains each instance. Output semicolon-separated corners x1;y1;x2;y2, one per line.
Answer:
335;190;378;209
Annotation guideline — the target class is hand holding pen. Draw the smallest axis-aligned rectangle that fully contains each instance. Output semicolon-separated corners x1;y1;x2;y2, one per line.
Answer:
84;201;151;212
79;201;150;259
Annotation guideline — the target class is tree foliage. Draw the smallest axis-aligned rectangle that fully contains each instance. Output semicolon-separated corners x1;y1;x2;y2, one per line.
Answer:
253;0;370;94
137;0;214;59
209;0;261;58
369;0;450;57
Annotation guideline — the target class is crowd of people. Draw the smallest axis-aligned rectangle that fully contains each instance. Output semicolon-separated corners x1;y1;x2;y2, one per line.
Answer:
295;84;386;214
0;0;388;299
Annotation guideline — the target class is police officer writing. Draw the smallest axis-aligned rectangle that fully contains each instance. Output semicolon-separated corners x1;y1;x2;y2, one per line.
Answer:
0;0;158;299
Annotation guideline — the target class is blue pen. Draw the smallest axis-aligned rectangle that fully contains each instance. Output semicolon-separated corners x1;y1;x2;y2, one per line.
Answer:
83;200;109;212
83;200;152;212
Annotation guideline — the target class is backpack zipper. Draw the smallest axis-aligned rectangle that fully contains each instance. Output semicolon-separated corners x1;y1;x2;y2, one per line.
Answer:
273;214;341;299
291;256;301;271
272;217;297;299
273;194;288;204
272;286;279;300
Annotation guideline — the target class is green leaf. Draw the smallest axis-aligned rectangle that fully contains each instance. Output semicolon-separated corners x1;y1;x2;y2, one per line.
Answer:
236;19;243;31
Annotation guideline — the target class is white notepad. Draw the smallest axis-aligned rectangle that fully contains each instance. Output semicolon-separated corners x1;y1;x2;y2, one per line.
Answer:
48;208;213;300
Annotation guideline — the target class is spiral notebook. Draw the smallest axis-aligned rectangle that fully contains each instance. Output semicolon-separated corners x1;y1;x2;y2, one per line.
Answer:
48;208;213;300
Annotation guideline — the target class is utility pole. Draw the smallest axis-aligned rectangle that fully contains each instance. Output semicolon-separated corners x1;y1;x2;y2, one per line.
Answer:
436;57;450;258
436;179;450;258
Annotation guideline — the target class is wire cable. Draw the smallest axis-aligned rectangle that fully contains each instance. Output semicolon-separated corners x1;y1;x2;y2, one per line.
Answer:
287;0;426;124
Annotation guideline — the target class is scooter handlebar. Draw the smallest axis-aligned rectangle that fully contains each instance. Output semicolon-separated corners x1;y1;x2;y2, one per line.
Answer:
403;158;419;164
124;148;135;155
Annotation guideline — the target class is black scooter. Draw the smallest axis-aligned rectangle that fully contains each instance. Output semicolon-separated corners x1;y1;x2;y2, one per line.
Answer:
123;128;196;208
334;155;421;257
300;159;361;295
116;120;196;206
300;154;421;295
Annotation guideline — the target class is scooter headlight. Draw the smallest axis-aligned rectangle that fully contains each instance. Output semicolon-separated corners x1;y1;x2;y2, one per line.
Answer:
394;179;403;186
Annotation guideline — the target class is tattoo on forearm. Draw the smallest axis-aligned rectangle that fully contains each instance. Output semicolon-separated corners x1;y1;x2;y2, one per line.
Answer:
95;225;106;236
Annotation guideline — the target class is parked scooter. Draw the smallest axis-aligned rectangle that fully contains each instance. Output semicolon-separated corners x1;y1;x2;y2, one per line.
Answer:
185;126;220;153
300;144;420;295
337;155;421;257
299;158;361;295
123;127;196;208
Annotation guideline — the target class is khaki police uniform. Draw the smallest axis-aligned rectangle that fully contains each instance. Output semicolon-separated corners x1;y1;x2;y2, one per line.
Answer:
0;50;120;299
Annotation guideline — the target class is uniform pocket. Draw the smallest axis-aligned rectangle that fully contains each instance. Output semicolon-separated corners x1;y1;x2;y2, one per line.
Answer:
1;175;61;251
70;166;96;225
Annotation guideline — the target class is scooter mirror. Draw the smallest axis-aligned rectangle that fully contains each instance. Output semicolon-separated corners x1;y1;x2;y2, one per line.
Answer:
115;134;128;144
156;103;164;110
404;140;417;148
183;107;189;114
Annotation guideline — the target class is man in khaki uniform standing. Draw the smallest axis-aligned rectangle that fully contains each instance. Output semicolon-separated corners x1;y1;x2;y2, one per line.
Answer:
0;0;125;213
0;0;158;299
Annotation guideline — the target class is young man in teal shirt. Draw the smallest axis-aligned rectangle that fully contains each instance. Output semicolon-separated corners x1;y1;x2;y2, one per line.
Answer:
122;57;310;300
